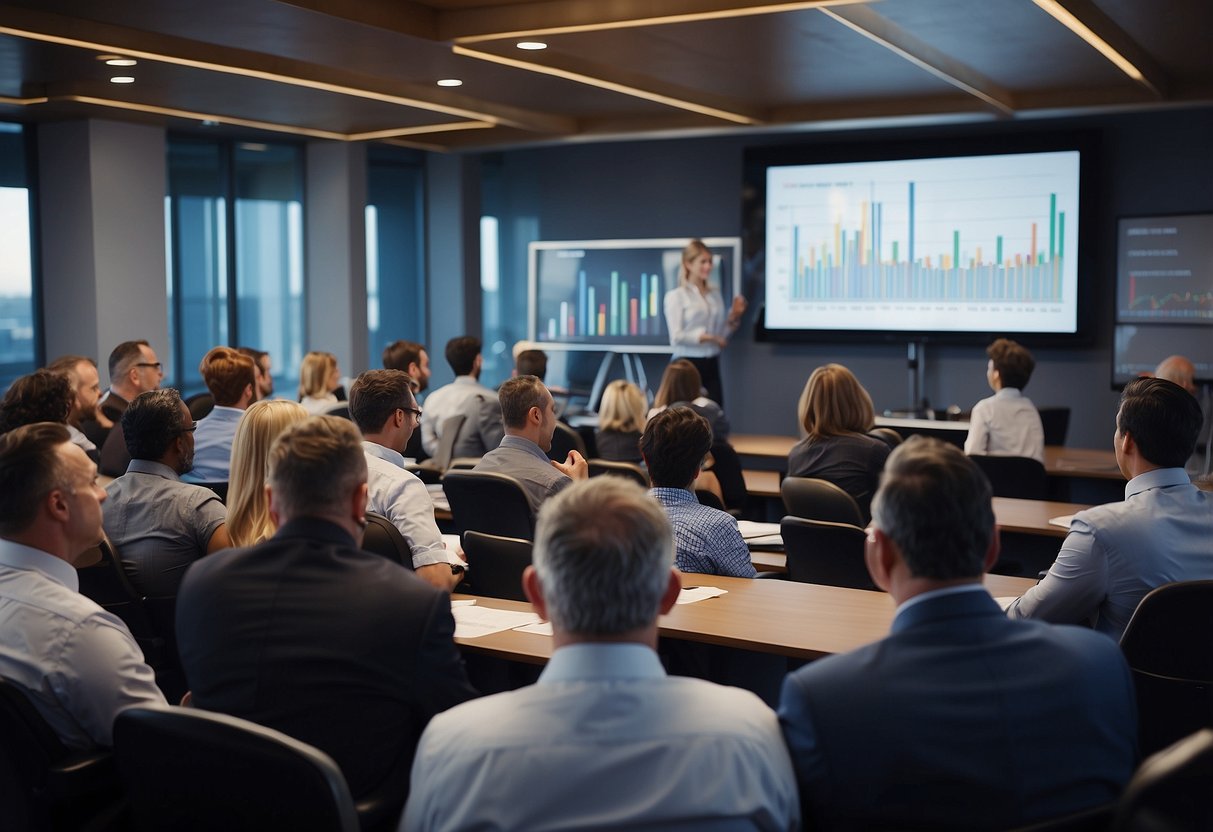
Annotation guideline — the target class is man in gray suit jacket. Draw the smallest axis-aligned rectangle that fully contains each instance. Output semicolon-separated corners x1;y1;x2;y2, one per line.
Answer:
778;437;1137;831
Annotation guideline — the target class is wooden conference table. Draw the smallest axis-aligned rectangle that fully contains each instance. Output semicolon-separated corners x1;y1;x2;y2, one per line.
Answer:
453;572;1037;665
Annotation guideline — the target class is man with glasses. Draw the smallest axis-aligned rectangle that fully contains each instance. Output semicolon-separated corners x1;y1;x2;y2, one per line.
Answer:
103;390;229;597
97;340;164;476
349;370;466;592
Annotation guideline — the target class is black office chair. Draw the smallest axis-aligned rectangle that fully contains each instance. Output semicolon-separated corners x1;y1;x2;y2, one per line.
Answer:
442;470;534;540
76;540;164;668
114;706;359;832
184;391;214;421
1038;406;1071;447
695;489;727;511
415;414;467;478
868;426;903;449
1005;802;1115;832
462;531;533;602
780;477;864;526
588;459;648;488
199;481;229;503
970;454;1049;500
1112;728;1213;832
708;441;748;513
780;516;875;590
0;678;122;832
1119;580;1213;757
547;420;587;462
360;512;414;570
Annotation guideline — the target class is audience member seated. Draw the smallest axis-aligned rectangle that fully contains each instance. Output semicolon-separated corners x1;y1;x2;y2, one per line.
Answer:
1008;377;1212;639
513;347;547;381
46;355;106;461
0;423;166;747
96;340;164;477
104;390;229;597
595;379;647;464
473;375;587;515
779;437;1137;830
182;347;257;484
1155;354;1211;476
964;338;1045;463
420;336;503;458
641;406;755;578
787;364;890;523
236;346;274;401
349;370;465;592
177;416;476;800
404;477;797;831
224;400;308;548
382;339;432;462
647;359;730;441
297;351;343;415
0;370;74;437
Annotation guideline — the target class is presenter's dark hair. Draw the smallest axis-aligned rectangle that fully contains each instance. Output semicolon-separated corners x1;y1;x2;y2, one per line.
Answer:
640;406;712;489
0;422;72;535
444;336;481;376
871;437;994;580
349;370;414;434
123;389;189;460
1117;377;1202;468
987;338;1035;390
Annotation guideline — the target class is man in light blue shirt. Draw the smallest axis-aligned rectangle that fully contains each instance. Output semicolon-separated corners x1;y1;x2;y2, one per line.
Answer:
404;477;798;832
183;347;256;484
1008;377;1212;638
642;405;755;578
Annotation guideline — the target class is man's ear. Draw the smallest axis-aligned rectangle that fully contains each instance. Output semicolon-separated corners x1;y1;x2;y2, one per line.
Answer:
44;487;70;524
351;482;368;525
983;525;1002;574
864;528;898;592
657;569;681;615
266;485;281;528
522;565;549;620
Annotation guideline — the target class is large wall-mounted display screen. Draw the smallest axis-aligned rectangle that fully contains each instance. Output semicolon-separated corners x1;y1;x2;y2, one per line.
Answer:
528;237;740;353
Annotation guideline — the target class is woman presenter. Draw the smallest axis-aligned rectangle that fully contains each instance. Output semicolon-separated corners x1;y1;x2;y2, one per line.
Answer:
663;239;746;407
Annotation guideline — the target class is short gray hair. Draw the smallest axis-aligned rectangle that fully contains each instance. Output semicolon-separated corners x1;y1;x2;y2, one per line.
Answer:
267;416;367;521
533;477;673;636
870;436;994;580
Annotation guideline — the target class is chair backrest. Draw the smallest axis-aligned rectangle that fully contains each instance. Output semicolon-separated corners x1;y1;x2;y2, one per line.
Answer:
201;481;229;503
1119;580;1213;757
76;539;163;666
780;516;875;590
114;706;360;832
462;531;533;602
547;420;587;462
708;441;747;511
1113;728;1213;832
0;678;119;832
695;489;727;511
868;426;903;449
431;414;467;473
1039;406;1071;447
360;512;414;570
969;454;1048;500
587;459;649;488
780;477;864;526
184;391;214;421
442;470;535;540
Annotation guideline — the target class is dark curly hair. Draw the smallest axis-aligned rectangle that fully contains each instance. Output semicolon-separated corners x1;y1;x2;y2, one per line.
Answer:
0;371;73;434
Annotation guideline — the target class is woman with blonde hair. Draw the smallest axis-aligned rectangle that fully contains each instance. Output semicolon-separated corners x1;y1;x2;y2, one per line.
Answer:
662;239;746;407
648;359;730;442
298;351;341;415
226;399;309;547
595;380;648;463
788;364;890;522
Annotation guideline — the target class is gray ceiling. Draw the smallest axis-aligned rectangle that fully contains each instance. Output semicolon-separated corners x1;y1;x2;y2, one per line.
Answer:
0;0;1209;151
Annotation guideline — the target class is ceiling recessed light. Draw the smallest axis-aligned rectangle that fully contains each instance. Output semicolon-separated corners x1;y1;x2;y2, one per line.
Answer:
109;76;135;84
436;78;463;87
106;58;137;67
516;41;547;51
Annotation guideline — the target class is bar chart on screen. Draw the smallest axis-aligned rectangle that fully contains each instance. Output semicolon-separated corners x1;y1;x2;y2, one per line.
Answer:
764;151;1081;333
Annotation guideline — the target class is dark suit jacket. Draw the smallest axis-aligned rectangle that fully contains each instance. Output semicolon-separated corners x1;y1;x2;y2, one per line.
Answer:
778;588;1137;831
175;517;477;798
80;391;128;458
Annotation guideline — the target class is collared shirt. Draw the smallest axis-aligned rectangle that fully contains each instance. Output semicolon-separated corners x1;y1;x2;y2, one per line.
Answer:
1008;467;1213;638
664;283;733;359
419;376;502;458
0;539;166;748
362;441;460;569
964;388;1045;463
404;642;799;831
183;405;244;483
67;423;96;454
473;434;571;515
892;583;989;629
105;459;226;597
649;487;756;578
300;393;338;415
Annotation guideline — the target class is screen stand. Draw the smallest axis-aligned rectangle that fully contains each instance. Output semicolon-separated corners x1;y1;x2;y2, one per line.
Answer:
589;352;650;412
885;340;932;419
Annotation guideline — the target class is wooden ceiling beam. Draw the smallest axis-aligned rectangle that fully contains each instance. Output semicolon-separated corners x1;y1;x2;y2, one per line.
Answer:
1030;0;1168;98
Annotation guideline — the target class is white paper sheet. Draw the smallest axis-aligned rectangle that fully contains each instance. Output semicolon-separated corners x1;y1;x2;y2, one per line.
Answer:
514;621;554;636
676;586;728;604
451;605;541;638
1049;514;1075;529
737;520;783;547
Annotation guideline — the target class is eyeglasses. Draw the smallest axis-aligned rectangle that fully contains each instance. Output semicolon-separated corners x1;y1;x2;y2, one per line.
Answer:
403;407;423;422
135;362;163;371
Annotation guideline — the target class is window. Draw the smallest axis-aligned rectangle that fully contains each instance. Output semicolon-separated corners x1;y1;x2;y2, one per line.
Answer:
0;124;37;389
166;138;304;395
366;146;426;370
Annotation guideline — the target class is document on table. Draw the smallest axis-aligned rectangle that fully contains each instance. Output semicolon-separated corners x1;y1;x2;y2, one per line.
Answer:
1049;514;1075;529
677;586;728;604
515;621;554;636
451;603;541;638
737;520;783;548
427;484;450;513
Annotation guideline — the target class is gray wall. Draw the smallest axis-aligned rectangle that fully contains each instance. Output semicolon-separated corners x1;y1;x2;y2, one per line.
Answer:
473;107;1213;449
